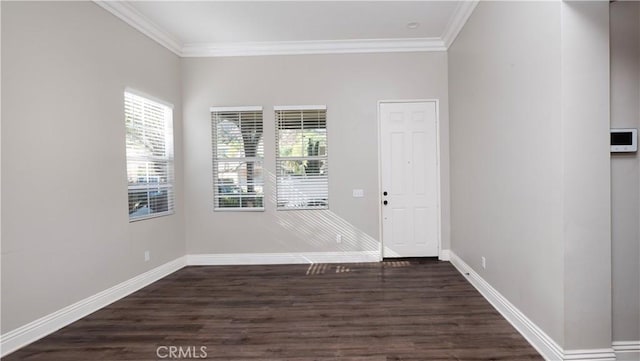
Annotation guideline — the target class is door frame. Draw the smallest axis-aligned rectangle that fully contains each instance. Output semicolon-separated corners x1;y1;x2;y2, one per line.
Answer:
377;99;442;260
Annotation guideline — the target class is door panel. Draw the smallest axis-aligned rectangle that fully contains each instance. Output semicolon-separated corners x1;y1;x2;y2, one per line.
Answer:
390;132;405;195
414;207;428;245
381;101;439;258
392;208;406;245
413;131;427;195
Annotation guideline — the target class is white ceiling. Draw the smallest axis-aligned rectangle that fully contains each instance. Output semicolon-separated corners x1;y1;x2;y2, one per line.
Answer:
96;1;478;57
129;2;458;43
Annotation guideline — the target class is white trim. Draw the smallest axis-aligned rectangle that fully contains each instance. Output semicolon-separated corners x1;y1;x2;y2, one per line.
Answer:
434;100;443;261
439;249;450;261
441;0;480;48
93;1;182;56
276;206;330;211
378;99;439;104
378;100;441;259
94;1;479;58
273;105;327;111
563;349;616;361
449;251;564;360
6;250;624;360
124;88;174;109
182;38;446;57
210;106;263;112
0;257;187;358
213;207;265;212
613;341;640;361
376;100;384;261
449;251;617;361
186;251;380;266
128;210;175;223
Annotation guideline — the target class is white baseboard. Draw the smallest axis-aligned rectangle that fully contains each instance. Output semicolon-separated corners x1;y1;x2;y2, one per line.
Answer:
3;249;625;361
0;256;187;358
449;251;616;361
613;341;640;360
439;249;450;261
562;349;617;361
448;251;564;360
187;251;381;265
0;251;378;356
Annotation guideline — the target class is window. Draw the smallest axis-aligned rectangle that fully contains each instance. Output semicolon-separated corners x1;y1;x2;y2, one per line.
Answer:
211;106;264;210
125;90;175;221
275;105;328;210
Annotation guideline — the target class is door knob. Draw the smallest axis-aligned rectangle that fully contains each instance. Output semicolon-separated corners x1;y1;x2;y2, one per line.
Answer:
383;191;388;196
383;200;388;205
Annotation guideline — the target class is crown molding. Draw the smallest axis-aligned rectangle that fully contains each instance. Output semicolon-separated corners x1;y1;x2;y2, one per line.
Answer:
181;38;446;57
441;0;479;48
95;1;477;57
94;1;182;56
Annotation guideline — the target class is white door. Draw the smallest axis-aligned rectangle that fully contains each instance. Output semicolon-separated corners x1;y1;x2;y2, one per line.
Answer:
380;101;439;258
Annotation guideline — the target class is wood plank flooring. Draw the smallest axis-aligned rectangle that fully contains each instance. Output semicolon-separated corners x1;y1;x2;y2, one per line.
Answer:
4;259;542;360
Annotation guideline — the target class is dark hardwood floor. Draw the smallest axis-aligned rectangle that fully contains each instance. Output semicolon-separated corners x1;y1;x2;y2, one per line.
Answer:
4;259;542;361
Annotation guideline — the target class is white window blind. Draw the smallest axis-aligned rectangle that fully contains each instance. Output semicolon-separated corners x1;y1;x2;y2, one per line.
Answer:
275;106;328;210
211;106;264;210
125;91;175;221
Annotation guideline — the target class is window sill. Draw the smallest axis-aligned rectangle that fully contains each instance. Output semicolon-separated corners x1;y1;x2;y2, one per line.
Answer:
129;210;175;222
214;208;265;212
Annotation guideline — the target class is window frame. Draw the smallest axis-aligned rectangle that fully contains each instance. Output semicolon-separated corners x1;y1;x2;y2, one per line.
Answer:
211;106;265;212
275;105;329;211
124;89;175;222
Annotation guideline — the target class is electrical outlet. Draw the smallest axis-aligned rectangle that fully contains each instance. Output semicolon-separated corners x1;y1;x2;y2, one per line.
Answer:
352;189;364;198
144;251;150;262
481;256;486;269
336;234;342;244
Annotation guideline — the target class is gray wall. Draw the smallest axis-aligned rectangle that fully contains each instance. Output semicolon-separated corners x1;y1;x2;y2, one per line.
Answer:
450;1;612;350
449;1;565;344
610;1;640;344
0;1;3;331
560;1;611;349
1;2;184;333
182;53;450;255
1;0;626;353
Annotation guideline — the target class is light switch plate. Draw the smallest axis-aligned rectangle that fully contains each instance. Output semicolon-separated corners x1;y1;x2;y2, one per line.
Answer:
352;189;364;197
